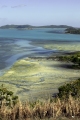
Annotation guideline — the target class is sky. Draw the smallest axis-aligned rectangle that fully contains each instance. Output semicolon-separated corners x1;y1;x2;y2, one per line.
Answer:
0;0;80;27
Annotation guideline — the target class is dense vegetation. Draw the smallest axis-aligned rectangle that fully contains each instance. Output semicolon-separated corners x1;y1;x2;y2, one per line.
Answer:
58;52;80;69
57;52;80;100
58;78;80;99
0;25;33;29
0;24;73;29
0;81;80;120
0;84;18;108
65;27;80;34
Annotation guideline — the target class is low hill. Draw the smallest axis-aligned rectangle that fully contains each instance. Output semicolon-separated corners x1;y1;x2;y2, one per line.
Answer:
0;24;73;29
0;25;33;29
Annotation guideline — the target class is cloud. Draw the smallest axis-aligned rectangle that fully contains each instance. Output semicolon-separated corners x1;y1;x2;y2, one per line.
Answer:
0;4;27;9
11;4;27;8
1;5;7;8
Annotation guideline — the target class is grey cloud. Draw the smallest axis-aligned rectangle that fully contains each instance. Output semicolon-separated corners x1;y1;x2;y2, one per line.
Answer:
1;5;7;8
11;4;27;8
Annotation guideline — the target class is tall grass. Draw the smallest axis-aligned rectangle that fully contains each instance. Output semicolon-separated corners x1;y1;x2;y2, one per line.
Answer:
0;95;80;120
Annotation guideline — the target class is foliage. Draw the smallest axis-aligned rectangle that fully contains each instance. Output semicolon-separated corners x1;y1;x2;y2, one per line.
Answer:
58;52;80;68
0;95;80;119
65;28;80;34
0;25;32;29
58;52;80;99
0;25;73;29
0;84;18;108
0;82;80;119
58;79;80;99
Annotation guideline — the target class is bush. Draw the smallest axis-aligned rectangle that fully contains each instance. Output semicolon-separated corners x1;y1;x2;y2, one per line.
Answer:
0;84;18;108
58;79;80;99
72;57;79;63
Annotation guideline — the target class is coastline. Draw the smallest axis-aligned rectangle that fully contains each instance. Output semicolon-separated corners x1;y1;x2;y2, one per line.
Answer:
0;38;80;101
30;39;80;52
0;57;80;101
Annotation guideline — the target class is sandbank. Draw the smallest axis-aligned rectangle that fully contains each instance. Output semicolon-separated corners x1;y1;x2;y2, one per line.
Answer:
31;40;80;52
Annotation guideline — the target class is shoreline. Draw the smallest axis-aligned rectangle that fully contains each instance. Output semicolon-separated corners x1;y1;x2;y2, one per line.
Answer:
0;56;80;101
30;39;80;52
0;38;80;101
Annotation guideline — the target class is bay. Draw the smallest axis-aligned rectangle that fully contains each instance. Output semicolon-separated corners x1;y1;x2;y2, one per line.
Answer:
0;28;80;101
0;28;80;74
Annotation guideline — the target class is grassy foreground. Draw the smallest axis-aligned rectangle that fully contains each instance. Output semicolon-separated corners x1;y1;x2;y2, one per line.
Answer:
0;80;80;120
0;52;80;119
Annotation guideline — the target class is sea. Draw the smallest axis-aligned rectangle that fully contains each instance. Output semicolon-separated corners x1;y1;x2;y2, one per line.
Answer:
0;28;80;75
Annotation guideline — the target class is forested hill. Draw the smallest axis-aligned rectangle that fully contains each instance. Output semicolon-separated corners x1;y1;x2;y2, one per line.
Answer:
0;25;73;29
65;27;80;34
0;25;33;29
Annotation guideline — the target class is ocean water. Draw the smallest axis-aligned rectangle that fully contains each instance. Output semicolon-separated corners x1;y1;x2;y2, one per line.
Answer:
0;28;80;75
0;28;80;41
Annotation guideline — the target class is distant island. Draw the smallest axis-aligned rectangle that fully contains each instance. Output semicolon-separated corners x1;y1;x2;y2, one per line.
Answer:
1;25;80;34
65;27;80;34
0;24;73;29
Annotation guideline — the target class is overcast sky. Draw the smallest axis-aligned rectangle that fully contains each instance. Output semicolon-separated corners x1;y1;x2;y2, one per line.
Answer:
0;0;80;27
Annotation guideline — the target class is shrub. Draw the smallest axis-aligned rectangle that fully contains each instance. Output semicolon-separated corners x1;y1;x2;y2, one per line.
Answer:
0;84;18;108
58;79;80;99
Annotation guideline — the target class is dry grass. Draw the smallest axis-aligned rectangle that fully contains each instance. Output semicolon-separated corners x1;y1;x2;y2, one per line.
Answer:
0;96;80;120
